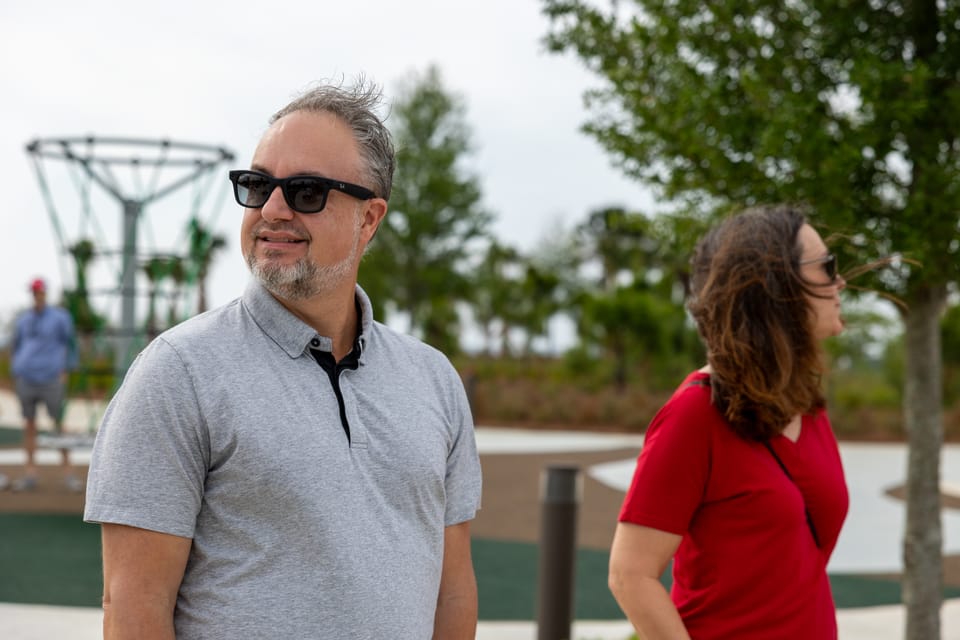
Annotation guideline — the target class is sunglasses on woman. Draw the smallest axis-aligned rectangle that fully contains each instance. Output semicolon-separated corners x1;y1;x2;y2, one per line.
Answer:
799;253;838;282
228;169;376;214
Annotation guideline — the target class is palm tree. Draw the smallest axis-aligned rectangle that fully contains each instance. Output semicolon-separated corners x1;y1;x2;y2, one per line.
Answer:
186;217;227;313
142;257;172;338
64;238;105;335
165;257;187;327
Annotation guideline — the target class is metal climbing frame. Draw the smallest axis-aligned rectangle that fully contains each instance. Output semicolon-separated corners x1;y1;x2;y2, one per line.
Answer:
25;136;235;391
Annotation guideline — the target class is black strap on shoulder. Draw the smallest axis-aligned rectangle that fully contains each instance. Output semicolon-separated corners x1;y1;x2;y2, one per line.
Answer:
763;441;820;547
686;374;820;546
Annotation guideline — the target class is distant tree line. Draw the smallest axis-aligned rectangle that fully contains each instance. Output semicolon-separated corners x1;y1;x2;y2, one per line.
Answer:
360;65;960;393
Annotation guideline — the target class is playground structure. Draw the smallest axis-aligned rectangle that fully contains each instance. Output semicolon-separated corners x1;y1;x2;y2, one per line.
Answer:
23;136;235;439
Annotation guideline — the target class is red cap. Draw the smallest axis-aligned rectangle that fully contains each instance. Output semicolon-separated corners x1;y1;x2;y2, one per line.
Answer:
29;278;46;293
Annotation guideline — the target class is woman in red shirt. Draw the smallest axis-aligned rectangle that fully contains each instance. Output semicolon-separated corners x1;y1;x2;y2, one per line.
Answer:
609;205;850;639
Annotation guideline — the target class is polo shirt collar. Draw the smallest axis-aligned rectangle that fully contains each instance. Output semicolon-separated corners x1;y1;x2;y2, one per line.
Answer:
354;285;373;355
241;280;374;360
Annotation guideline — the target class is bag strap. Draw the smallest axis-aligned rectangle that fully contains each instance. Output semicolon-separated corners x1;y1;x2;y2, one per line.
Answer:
763;441;821;547
685;375;820;547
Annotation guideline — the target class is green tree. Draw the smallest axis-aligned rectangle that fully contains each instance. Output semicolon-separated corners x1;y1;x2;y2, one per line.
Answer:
943;303;960;407
543;2;960;636
573;208;651;387
944;303;960;367
516;262;566;355
472;241;526;355
185;217;227;314
571;208;700;388
362;65;493;353
165;256;187;327
63;238;105;334
142;257;174;337
580;207;650;289
472;238;572;357
517;230;585;356
62;238;106;385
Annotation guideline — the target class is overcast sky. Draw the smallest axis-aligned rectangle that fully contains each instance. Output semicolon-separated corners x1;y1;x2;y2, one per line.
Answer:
2;0;656;328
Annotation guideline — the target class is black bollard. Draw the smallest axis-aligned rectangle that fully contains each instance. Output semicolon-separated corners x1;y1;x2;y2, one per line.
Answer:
536;465;581;640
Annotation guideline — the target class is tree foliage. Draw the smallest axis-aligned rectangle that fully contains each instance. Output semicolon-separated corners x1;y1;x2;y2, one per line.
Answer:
543;1;960;636
142;255;185;336
945;303;960;366
471;241;568;356
362;65;493;353
543;0;960;288
185;217;227;314
63;239;105;334
571;208;702;387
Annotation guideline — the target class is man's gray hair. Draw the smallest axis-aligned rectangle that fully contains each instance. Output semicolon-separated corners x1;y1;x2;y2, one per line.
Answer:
271;78;395;201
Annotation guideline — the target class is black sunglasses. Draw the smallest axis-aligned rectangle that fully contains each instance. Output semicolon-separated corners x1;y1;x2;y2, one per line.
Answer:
800;253;838;282
228;169;375;214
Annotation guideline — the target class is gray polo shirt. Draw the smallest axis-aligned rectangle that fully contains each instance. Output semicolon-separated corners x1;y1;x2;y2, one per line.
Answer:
84;281;482;640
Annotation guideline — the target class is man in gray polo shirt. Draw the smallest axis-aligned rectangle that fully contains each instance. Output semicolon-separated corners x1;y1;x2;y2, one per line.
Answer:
84;79;482;640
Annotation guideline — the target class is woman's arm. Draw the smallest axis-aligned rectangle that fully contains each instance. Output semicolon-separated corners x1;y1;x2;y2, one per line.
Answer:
608;522;690;640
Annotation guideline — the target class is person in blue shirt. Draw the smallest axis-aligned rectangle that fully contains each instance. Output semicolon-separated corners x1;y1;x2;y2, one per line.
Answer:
8;278;79;492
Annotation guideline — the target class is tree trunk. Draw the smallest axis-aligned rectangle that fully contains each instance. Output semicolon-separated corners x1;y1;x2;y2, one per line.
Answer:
902;283;947;640
197;267;209;314
198;282;208;315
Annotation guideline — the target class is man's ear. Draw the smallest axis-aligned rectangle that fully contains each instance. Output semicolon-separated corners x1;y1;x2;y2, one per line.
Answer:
359;198;388;244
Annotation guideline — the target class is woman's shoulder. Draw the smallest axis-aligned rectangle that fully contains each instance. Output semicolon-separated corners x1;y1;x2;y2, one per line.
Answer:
648;370;721;433
668;370;714;405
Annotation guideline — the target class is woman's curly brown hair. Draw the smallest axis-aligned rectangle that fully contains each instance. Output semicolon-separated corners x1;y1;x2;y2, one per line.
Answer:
686;204;829;441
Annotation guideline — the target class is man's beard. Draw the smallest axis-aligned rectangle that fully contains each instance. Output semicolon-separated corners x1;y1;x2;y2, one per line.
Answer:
246;223;360;301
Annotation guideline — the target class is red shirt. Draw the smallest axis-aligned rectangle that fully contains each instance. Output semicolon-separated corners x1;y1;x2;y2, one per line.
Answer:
619;371;849;639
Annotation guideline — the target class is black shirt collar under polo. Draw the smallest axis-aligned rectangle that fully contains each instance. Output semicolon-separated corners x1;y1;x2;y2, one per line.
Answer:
309;296;364;443
308;294;364;364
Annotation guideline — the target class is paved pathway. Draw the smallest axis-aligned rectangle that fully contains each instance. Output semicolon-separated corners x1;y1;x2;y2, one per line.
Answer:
2;395;959;639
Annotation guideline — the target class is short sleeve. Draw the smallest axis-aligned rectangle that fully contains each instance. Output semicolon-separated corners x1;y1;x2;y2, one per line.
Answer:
619;385;715;535
84;337;209;538
441;367;482;527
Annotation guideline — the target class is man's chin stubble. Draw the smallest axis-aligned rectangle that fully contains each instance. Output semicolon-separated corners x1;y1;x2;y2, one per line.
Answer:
247;255;320;301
